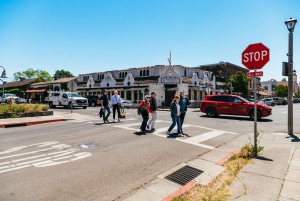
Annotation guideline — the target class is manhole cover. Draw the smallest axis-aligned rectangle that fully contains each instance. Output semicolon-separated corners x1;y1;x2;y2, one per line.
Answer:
78;142;100;149
165;165;204;186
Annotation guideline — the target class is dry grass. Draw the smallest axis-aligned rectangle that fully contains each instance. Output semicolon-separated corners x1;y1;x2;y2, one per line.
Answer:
173;149;254;201
0;104;48;114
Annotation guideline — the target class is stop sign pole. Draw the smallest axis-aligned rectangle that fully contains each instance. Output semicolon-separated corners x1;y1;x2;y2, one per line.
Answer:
242;43;270;157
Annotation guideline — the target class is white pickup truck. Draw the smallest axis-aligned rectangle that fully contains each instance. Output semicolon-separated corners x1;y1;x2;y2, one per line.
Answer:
47;91;88;109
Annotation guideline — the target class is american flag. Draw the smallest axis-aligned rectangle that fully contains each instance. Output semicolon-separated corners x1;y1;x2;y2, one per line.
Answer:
167;51;171;66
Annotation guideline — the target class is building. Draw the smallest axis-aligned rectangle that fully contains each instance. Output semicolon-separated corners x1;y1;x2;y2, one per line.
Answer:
76;65;217;107
29;77;77;103
260;79;277;92
0;77;41;100
196;62;250;96
276;70;299;94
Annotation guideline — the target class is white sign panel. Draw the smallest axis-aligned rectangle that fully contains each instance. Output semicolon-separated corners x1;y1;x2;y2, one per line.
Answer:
161;78;180;83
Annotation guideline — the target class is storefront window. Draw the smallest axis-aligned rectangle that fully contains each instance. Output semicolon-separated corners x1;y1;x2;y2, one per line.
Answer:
126;91;131;100
134;91;138;100
121;91;124;98
139;91;143;100
188;89;191;100
194;90;197;100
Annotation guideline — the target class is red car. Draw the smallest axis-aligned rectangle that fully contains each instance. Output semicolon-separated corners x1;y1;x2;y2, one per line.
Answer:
200;95;272;120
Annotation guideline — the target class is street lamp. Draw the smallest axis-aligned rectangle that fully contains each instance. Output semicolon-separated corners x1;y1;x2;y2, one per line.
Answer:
0;66;8;106
285;17;297;135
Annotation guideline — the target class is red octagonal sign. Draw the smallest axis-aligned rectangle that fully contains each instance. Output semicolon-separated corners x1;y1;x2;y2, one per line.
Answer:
242;43;270;70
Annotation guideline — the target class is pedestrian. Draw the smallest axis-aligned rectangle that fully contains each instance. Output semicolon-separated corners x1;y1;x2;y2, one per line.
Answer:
166;94;182;137
179;90;191;134
111;90;122;122
147;92;158;130
100;89;111;123
138;95;151;134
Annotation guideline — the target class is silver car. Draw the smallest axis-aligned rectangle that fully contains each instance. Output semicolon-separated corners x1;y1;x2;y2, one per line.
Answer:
259;98;276;107
121;100;133;109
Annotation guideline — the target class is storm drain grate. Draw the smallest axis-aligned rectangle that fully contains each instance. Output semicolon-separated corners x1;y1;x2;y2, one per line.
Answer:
164;165;204;186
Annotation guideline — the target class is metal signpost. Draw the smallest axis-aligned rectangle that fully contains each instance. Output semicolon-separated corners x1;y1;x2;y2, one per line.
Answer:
67;81;78;114
242;43;270;157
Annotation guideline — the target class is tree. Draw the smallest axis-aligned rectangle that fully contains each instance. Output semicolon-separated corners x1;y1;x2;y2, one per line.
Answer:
226;71;249;97
276;85;288;97
13;68;52;81
282;78;287;81
53;70;74;80
294;92;300;98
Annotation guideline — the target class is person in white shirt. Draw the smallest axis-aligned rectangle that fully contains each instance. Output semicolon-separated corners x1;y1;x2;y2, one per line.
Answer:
111;90;122;122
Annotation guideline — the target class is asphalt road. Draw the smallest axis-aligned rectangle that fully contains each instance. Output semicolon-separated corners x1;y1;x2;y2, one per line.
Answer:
0;103;299;201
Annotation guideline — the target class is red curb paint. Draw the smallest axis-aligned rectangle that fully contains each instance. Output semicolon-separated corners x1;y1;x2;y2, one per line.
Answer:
162;181;197;201
216;148;241;166
0;119;63;128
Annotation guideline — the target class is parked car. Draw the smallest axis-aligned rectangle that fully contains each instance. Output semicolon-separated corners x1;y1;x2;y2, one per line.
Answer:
85;95;100;107
121;99;132;109
272;97;288;105
259;98;276;107
200;94;272;120
293;98;300;103
1;93;26;104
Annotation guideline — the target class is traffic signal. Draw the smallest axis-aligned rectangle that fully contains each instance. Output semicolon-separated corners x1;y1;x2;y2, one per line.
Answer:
282;62;288;76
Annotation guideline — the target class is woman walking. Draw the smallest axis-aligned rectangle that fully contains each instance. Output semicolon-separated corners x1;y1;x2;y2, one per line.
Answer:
138;95;151;134
111;90;122;122
166;94;182;137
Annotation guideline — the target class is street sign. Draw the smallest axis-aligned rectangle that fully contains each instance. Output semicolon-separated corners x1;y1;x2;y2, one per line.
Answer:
67;81;77;92
242;43;270;70
247;71;263;77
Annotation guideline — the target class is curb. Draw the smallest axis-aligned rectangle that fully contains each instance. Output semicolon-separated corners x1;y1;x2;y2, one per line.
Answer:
161;148;241;201
0;119;64;128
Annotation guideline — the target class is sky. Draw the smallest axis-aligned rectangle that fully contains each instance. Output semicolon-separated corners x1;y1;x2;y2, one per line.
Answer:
1;0;300;82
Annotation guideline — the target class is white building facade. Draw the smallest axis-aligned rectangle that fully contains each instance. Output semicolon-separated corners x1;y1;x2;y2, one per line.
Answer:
76;65;217;107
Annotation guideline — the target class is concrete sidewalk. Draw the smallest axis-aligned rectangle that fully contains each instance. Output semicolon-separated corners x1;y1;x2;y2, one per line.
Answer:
0;110;95;128
229;132;300;201
118;132;300;201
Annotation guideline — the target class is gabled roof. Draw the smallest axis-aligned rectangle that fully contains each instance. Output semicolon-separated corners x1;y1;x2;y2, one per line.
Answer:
31;77;77;86
0;78;38;88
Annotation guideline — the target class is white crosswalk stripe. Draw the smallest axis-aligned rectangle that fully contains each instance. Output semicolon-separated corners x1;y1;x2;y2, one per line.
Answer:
113;120;236;149
0;142;91;174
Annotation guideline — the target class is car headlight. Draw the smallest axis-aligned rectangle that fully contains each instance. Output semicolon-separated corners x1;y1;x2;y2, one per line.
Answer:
72;100;77;103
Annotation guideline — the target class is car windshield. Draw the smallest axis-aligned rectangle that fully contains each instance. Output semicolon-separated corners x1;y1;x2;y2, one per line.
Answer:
66;93;82;97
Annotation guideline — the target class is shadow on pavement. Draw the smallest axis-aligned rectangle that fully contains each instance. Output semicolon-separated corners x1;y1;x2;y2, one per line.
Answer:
255;156;273;161
199;115;273;122
286;134;300;142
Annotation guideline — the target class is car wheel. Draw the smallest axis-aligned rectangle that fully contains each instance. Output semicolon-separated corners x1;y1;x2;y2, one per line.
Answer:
206;107;217;117
68;102;72;109
249;110;262;121
91;102;96;107
282;102;287;105
83;106;87;109
49;102;56;108
271;103;275;107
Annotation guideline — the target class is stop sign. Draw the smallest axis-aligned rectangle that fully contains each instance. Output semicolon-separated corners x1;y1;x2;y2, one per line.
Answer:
242;43;270;70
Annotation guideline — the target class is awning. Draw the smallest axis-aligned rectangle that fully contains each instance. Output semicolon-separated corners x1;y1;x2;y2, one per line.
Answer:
26;89;46;93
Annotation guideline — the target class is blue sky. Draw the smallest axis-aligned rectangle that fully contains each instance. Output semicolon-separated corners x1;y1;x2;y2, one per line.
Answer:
0;0;300;82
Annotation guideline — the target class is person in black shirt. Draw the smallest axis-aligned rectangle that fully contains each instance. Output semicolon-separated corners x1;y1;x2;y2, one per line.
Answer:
100;89;111;123
147;92;158;130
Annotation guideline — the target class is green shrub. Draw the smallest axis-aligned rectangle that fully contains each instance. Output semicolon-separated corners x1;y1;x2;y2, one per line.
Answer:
0;103;48;114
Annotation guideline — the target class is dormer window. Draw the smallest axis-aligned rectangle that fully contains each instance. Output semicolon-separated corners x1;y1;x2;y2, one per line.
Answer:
83;76;89;81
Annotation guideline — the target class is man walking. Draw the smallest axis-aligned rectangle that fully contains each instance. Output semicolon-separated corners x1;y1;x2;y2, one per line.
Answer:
179;90;190;134
147;92;158;130
100;89;111;123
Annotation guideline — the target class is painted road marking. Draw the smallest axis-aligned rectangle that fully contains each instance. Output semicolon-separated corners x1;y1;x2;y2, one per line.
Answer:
0;142;91;174
114;120;236;149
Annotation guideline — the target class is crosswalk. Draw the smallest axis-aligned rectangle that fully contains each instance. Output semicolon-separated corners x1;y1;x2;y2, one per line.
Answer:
114;120;237;149
0;142;91;174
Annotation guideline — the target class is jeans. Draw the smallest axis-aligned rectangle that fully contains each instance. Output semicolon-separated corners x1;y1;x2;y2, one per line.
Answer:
168;113;181;134
103;106;111;121
147;112;157;129
112;104;120;119
140;113;149;131
180;112;186;130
